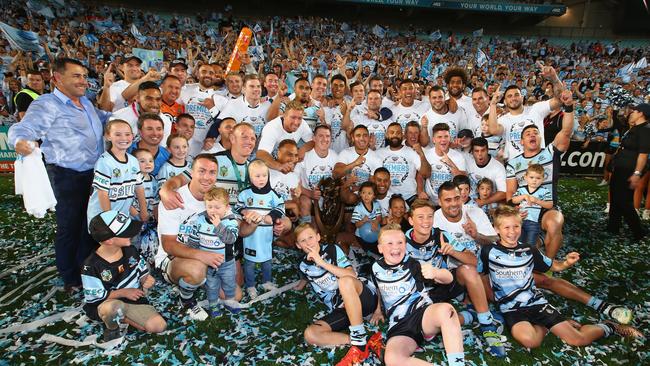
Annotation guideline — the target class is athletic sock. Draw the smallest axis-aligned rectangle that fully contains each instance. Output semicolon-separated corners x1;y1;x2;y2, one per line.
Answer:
595;323;613;337
587;296;605;311
349;324;367;347
179;277;205;300
447;352;465;366
477;311;495;326
459;310;474;326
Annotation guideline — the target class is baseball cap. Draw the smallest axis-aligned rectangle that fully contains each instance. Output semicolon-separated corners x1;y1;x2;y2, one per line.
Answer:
630;103;650;119
457;129;474;139
170;59;188;70
122;53;143;64
89;211;143;243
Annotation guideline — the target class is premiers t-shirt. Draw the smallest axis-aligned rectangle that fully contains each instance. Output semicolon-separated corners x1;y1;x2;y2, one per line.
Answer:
258;117;314;157
298;149;339;191
219;96;271;137
336;147;382;186
465;155;507;196
390;100;430;131
424;147;467;205
423;108;465;145
376;146;421;199
498;100;551;159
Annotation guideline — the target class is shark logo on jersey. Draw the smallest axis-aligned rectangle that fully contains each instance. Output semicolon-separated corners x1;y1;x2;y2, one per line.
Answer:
113;168;121;178
129;256;138;267
258;199;265;206
220;166;228;177
247;197;254;206
101;269;112;281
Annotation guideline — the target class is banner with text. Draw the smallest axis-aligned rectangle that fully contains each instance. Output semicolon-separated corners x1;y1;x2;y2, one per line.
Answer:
338;0;566;15
559;141;607;176
0;126;16;172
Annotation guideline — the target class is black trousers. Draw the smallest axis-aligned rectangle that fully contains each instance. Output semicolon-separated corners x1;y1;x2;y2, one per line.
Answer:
46;165;97;286
608;168;645;239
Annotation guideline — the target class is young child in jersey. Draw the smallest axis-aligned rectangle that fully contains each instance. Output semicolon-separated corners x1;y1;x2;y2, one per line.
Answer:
383;194;411;232
88;120;148;227
452;175;476;207
352;181;383;255
510;164;553;245
373;224;465;366
293;224;384;365
235;160;285;300
157;134;190;186
130;149;160;264
477;178;498;220
82;211;166;342
478;205;642;349
186;187;241;317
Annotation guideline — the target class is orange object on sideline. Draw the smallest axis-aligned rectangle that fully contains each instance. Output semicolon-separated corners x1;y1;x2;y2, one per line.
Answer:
226;27;253;73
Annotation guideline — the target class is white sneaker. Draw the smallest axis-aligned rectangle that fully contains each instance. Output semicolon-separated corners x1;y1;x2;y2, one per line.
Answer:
247;287;258;300
187;304;208;321
597;179;608;187
604;203;610;213
261;282;278;291
643;210;650;221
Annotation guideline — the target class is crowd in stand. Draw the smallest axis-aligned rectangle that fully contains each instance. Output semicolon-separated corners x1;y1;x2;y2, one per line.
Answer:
3;1;649;365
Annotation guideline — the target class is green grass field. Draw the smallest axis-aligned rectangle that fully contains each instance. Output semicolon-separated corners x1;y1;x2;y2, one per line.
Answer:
0;175;648;365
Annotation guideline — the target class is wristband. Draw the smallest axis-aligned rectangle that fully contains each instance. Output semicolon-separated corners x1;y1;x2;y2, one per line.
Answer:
562;104;574;113
634;170;642;177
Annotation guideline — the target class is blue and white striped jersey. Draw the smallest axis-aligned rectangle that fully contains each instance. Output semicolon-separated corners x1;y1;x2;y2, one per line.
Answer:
131;174;159;217
477;242;552;313
157;159;189;186
351;200;382;237
372;256;434;331
404;228;450;270
185;211;240;261
506;143;561;205
88;151;142;226
235;185;284;262
514;186;552;223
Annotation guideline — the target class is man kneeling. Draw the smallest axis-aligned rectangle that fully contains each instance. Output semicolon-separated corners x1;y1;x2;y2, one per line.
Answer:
294;224;383;366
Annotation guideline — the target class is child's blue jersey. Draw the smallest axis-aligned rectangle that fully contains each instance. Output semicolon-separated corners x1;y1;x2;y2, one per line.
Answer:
235;185;284;262
372;256;434;331
156;159;189;186
351;200;382;237
88;151;142;225
506;143;560;205
514;186;552;223
186;211;240;261
132;174;158;217
478;242;552;313
404;228;450;270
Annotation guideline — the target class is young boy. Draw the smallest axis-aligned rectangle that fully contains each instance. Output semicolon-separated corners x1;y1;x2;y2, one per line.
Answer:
478;205;642;348
510;164;553;245
294;224;383;365
82;211;167;341
131;148;160;264
235;160;285;300
373;223;465;366
186;187;241;317
452;174;476;207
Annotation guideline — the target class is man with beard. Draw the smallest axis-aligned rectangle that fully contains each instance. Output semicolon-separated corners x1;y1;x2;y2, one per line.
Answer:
389;79;430;132
297;125;338;224
505;90;574;259
258;100;315;172
334;124;382;191
268;77;321;130
420;86;465;147
347;90;390;151
487;65;565;160
210;63;227;96
160;75;185;123
181;64;229;158
444;67;474;121
111;81;172;144
323;74;348;153
422;123;467;206
218;75;271;138
372;167;396;217
377;122;431;204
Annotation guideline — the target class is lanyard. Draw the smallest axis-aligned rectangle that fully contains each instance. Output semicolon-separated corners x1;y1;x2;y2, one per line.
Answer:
228;153;248;191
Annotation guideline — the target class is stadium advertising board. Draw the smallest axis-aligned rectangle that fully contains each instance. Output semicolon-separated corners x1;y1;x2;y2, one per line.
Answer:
0;126;16;172
339;0;566;15
560;141;607;176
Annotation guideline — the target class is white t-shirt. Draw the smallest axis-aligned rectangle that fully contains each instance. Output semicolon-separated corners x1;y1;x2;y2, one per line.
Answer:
376;146;421;198
182;88;229;158
390;100;430;131
109;80;131;112
155;184;206;267
497;100;551;159
337;147;382;185
269;168;300;202
377;189;407;217
465;156;507;196
465;107;488;139
351;112;390;151
423;108;465;145
424;147;467;205
258;116;314;156
219;96;271;137
298;149;339;191
110;104;173;147
434;205;496;260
